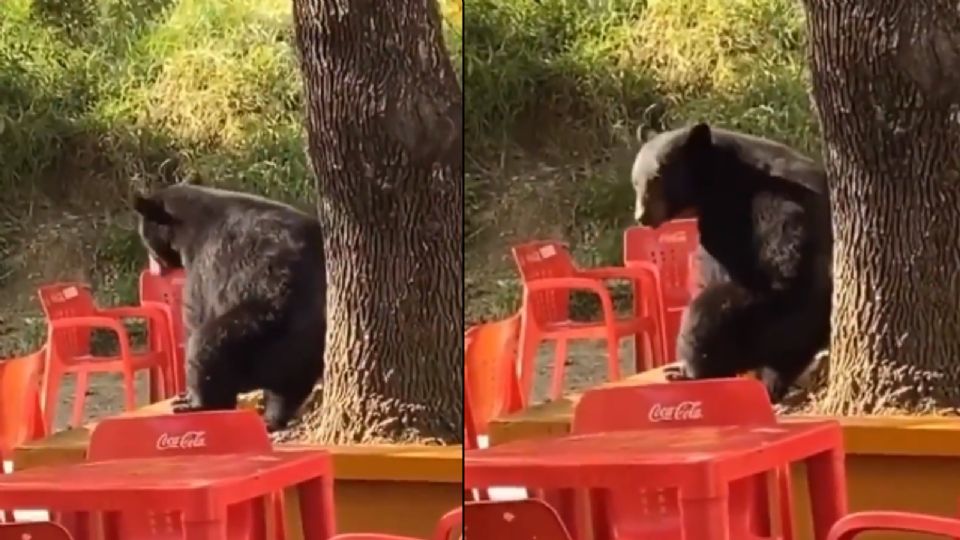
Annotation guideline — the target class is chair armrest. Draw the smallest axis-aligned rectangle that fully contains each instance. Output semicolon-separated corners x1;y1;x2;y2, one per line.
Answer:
827;511;960;540
138;301;183;350
524;276;610;298
98;305;169;328
49;317;133;357
523;277;616;324
579;263;665;317
578;263;663;296
578;262;661;282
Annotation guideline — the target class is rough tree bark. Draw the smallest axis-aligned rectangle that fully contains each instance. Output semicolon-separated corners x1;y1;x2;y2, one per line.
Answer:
292;0;463;443
803;1;960;415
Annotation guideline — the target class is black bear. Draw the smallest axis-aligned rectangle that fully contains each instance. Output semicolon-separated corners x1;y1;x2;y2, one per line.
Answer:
631;122;832;402
134;183;327;431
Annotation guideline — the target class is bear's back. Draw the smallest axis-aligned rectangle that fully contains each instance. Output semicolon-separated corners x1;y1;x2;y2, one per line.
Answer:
166;185;325;328
709;128;826;194
637;125;826;194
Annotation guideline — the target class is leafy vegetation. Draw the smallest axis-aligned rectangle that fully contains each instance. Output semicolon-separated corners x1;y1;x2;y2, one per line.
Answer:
465;0;817;323
0;0;462;356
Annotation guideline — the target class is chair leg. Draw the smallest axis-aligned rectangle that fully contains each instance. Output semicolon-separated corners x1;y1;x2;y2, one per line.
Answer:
633;283;647;373
175;345;186;395
750;474;773;537
605;333;621;382
638;327;662;373
0;460;12;523
148;366;160;403
149;363;170;403
777;465;795;540
517;325;541;406
41;365;63;434
165;363;174;399
122;370;137;412
549;339;568;401
70;371;89;428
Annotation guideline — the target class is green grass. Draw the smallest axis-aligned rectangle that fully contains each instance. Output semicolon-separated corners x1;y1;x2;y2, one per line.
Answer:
465;0;819;323
0;0;463;356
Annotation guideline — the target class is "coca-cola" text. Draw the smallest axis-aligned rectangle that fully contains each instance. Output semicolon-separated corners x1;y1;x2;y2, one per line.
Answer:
155;430;208;450
647;401;703;422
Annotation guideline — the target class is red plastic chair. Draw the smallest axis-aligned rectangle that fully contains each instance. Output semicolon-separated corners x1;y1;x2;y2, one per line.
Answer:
0;521;74;539
571;379;795;540
87;410;284;540
36;282;175;431
623;220;700;368
464;314;523;446
465;315;524;500
828;511;960;539
328;505;461;540
139;267;187;397
511;241;665;403
0;349;47;523
464;499;573;540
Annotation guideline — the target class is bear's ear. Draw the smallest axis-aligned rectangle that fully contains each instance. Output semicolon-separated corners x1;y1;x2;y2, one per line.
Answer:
133;194;176;225
636;124;659;144
684;122;713;153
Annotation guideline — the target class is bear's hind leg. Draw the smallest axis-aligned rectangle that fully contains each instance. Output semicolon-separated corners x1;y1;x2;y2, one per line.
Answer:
758;360;810;404
262;378;316;432
670;282;759;382
173;330;242;414
174;300;278;415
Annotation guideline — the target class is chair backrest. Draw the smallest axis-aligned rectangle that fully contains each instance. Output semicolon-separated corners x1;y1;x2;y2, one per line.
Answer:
0;521;74;539
572;379;776;539
0;349;46;458
623;221;700;309
138;268;186;346
465;499;572;540
572;378;775;433
88;409;270;460
36;283;97;357
464;314;522;439
511;241;577;326
88;410;270;539
623;221;700;362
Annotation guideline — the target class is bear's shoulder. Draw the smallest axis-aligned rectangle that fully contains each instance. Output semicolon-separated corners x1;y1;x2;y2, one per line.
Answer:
708;128;826;194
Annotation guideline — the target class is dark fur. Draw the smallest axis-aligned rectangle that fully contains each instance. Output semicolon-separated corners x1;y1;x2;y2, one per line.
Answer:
631;123;832;402
134;184;327;431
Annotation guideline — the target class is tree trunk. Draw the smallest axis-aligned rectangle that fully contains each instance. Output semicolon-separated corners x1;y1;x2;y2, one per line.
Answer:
292;0;463;443
803;1;960;415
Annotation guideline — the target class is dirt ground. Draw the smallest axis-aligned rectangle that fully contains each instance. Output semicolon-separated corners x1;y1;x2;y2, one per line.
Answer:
528;340;635;405
49;372;152;432
47;339;624;436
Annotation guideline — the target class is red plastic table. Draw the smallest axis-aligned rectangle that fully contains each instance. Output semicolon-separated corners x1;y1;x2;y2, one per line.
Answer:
466;421;847;540
0;450;335;540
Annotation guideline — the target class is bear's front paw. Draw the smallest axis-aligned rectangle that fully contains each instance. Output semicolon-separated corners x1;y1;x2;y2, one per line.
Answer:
171;393;202;413
664;364;692;382
264;419;287;433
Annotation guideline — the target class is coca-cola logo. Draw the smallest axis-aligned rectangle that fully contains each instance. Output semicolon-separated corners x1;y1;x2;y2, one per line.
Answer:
660;231;688;244
155;430;207;450
647;401;703;422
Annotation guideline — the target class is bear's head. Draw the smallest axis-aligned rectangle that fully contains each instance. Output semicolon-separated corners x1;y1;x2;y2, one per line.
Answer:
133;190;184;270
631;122;715;228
